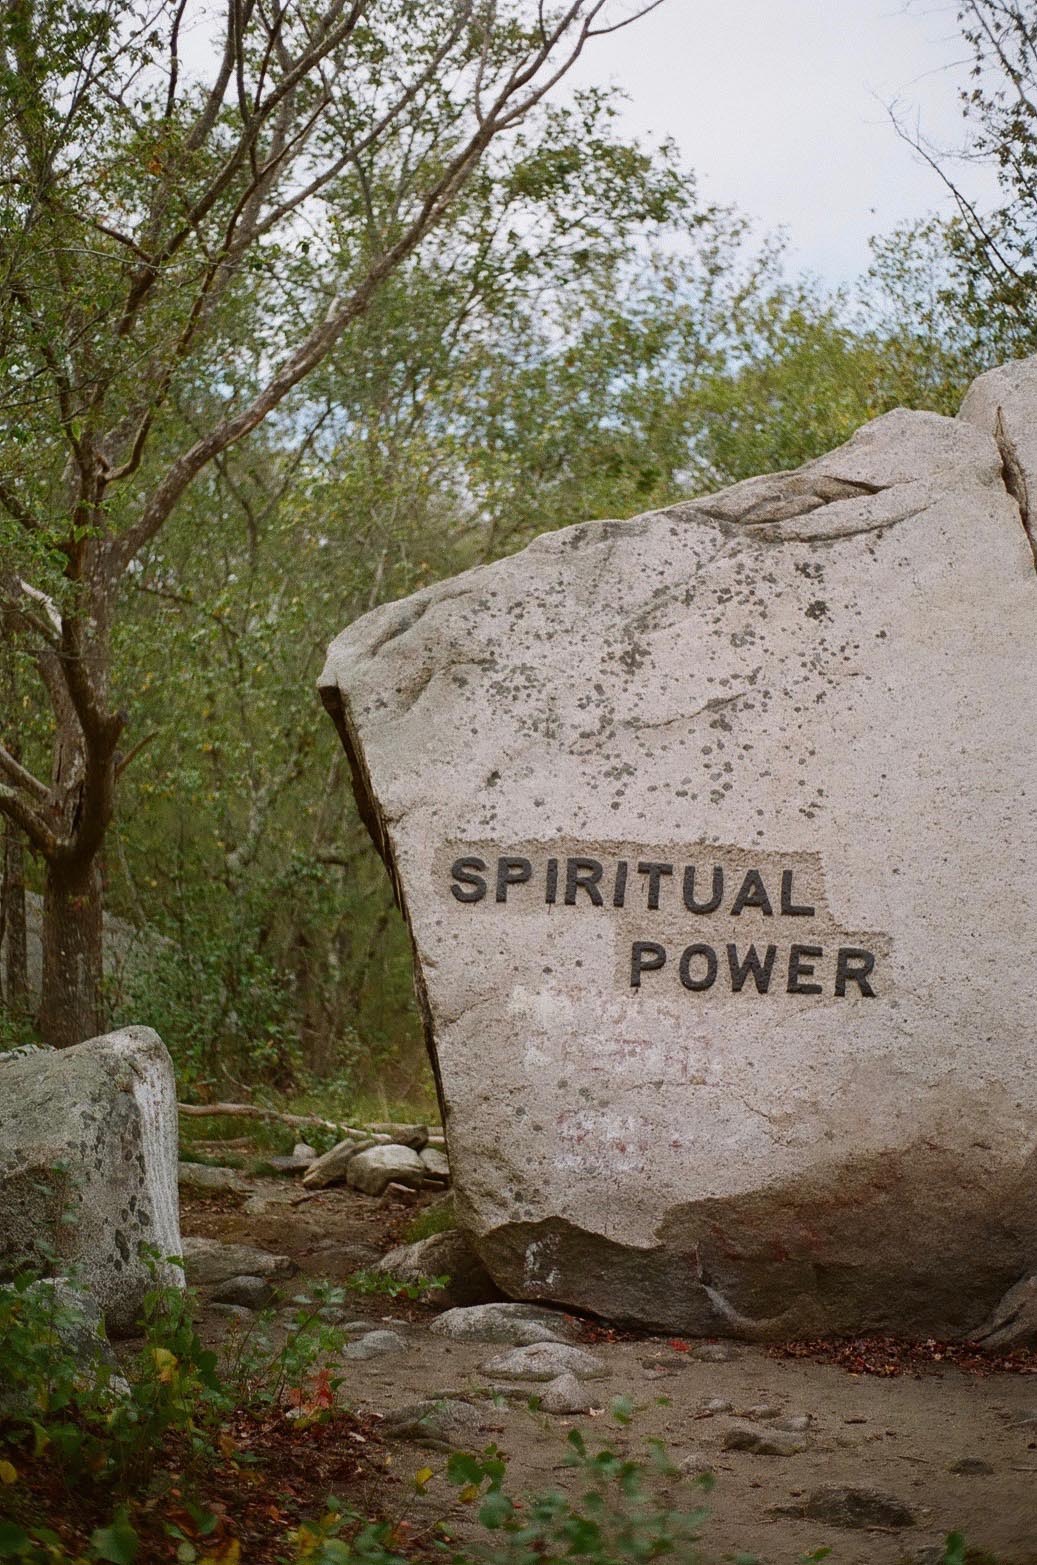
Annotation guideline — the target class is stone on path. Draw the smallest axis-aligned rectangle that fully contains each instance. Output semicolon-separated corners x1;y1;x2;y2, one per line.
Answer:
948;1457;994;1475
431;1301;577;1345
538;1370;595;1414
377;1231;499;1308
691;1341;742;1363
178;1162;246;1194
321;360;1037;1339
797;1484;916;1529
479;1342;607;1382
347;1145;425;1196
301;1136;376;1189
210;1274;273;1309
721;1421;808;1457
0;1027;182;1334
343;1328;409;1360
382;1398;505;1450
180;1235;294;1286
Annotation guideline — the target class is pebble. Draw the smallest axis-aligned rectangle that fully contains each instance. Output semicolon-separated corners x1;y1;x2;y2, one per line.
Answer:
721;1420;808;1456
343;1329;409;1361
479;1342;608;1382
701;1398;734;1415
948;1457;994;1475
773;1413;814;1433
691;1340;742;1363
679;1449;715;1478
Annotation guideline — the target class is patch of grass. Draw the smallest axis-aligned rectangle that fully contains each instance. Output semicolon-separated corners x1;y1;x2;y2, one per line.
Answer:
403;1194;455;1243
177;1148;247;1169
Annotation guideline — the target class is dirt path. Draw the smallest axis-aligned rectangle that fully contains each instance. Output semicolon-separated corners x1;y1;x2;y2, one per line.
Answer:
182;1173;1037;1564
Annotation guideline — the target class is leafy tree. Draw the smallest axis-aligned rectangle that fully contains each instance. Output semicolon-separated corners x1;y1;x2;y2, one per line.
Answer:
0;0;668;1045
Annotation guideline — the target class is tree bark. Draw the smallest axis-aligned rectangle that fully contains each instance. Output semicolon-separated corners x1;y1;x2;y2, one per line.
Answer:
1;822;29;1012
38;855;103;1045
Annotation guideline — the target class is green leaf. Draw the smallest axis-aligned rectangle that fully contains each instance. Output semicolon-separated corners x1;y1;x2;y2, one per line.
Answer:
610;1394;634;1426
90;1509;139;1564
0;1522;28;1557
446;1451;485;1488
477;1490;514;1530
941;1535;967;1565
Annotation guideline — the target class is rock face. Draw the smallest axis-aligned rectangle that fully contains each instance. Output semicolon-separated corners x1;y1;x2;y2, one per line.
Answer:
320;365;1037;1339
0;1028;182;1333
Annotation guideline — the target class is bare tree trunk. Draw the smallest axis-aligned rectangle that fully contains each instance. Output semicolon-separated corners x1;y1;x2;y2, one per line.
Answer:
38;854;103;1046
1;822;29;1012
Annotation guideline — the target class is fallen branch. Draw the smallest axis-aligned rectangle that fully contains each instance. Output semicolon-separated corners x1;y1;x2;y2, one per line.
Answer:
177;1101;391;1143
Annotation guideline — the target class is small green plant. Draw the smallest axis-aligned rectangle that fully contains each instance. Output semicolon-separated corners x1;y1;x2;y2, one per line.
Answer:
347;1269;448;1302
403;1196;456;1243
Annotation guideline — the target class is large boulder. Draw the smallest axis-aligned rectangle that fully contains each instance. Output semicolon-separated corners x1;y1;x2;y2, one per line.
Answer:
0;1027;182;1333
319;364;1037;1339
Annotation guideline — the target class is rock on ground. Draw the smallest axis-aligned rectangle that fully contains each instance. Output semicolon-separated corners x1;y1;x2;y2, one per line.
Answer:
479;1342;607;1382
430;1301;577;1345
381;1398;505;1450
347;1145;425;1196
343;1329;409;1360
366;1122;429;1150
0;1279;126;1404
178;1162;246;1194
420;1147;451;1182
0;1027;182;1334
377;1232;499;1308
797;1485;916;1529
721;1421;808;1456
538;1370;595;1414
973;1273;1037;1350
210;1274;274;1309
301;1136;377;1189
320;361;1037;1339
180;1235;294;1286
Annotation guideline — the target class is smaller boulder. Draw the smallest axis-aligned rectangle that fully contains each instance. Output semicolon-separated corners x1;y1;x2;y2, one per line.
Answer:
377;1232;498;1308
721;1421;808;1457
343;1329;409;1360
301;1136;377;1189
180;1236;294;1286
798;1485;915;1529
431;1301;576;1345
210;1274;274;1310
178;1163;245;1194
973;1273;1037;1350
479;1342;607;1382
382;1397;503;1450
539;1371;594;1414
420;1147;450;1182
347;1145;425;1196
366;1123;429;1150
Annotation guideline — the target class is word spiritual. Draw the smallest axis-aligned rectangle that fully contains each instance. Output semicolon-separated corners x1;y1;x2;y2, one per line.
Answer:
448;851;878;999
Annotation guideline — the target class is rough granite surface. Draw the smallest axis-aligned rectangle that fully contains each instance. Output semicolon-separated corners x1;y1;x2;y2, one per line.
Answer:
319;377;1037;1339
0;1027;182;1333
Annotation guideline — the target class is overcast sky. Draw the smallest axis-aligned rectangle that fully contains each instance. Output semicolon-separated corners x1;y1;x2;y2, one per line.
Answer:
571;0;1002;284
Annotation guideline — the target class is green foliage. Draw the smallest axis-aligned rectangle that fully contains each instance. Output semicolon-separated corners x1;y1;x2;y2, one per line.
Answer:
347;1268;448;1302
403;1196;456;1243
